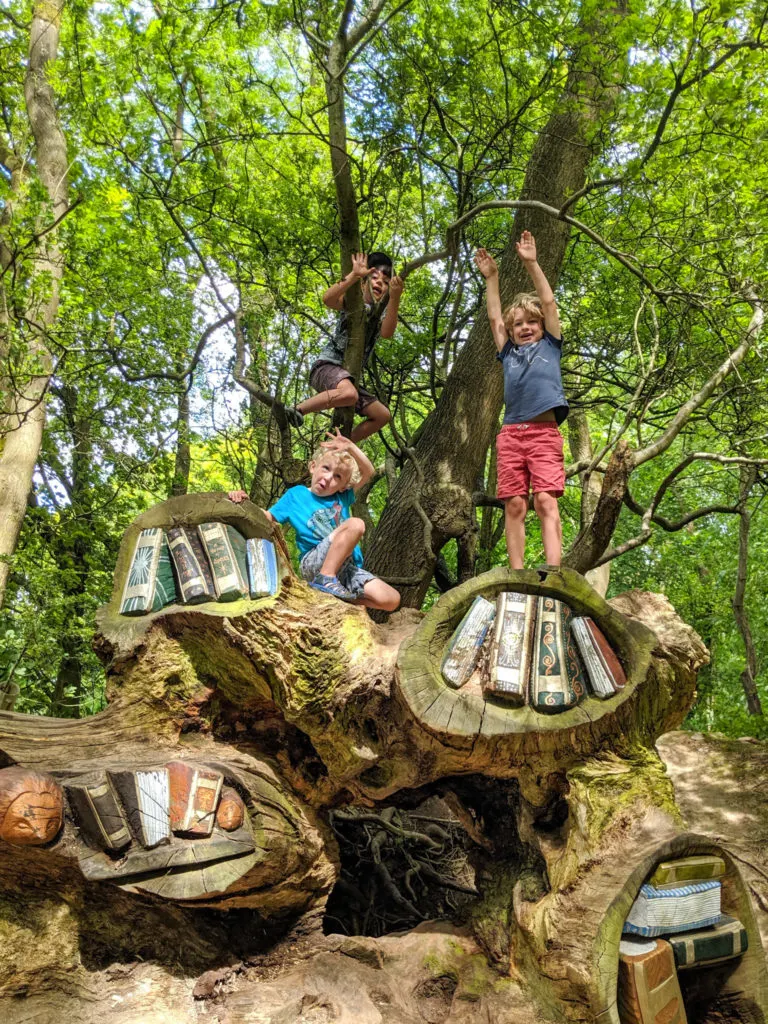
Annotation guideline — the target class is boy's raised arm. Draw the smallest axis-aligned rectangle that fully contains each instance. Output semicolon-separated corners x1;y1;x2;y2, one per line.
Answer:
322;252;371;311
516;230;561;339
379;274;404;338
474;249;509;352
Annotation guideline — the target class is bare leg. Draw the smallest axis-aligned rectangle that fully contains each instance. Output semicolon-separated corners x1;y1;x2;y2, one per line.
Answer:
319;519;366;577
298;379;358;415
350;401;391;443
533;491;562;567
504;495;528;570
353;577;401;612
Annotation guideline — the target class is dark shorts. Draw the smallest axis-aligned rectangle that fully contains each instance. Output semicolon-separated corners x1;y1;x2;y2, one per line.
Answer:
496;422;565;498
309;361;378;414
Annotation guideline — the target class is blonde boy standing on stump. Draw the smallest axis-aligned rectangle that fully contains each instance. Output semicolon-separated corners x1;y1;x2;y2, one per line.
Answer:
475;231;568;570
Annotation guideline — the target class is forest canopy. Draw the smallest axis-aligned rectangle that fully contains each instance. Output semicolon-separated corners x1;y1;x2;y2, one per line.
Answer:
1;0;767;734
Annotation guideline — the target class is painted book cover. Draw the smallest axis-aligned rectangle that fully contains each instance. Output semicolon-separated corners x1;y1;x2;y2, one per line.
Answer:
442;596;496;689
669;914;747;968
486;592;537;703
623;881;722;937
109;768;171;849
67;774;131;851
151;536;178;611
529;598;586;712
198;522;247;601
120;528;163;615
167;526;216;603
246;537;280;598
167;760;223;837
571;616;626;698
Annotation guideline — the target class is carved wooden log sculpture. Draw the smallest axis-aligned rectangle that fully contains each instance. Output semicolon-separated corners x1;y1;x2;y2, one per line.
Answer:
0;492;766;1024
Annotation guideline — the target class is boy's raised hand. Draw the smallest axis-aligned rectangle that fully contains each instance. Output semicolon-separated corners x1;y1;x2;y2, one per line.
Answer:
389;273;404;299
515;230;537;264
320;427;353;452
474;248;498;279
351;252;372;279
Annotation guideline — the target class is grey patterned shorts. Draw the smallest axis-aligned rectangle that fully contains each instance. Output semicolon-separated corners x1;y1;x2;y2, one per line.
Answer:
300;533;377;599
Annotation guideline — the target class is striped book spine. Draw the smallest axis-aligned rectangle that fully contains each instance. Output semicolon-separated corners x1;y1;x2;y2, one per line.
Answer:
167;527;216;604
442;596;496;689
198;523;248;601
66;774;131;851
618;937;688;1024
623;881;722;937
486;592;537;703
669;914;747;968
109;769;170;849
246;537;280;598
151;536;178;611
571;616;626;698
649;855;726;888
529;598;586;712
167;761;223;837
120;528;163;615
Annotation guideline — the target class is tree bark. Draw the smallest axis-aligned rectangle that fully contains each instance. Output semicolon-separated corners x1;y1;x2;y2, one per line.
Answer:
732;465;762;715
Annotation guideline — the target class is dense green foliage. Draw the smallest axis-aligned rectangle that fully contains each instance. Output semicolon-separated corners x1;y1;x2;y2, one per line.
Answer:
1;0;767;731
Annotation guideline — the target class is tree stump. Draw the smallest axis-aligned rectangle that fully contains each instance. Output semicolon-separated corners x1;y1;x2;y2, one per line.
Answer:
0;493;765;1023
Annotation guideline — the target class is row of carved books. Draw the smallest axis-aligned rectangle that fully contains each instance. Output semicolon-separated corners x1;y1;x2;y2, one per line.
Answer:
441;593;626;711
120;523;279;615
619;855;747;1024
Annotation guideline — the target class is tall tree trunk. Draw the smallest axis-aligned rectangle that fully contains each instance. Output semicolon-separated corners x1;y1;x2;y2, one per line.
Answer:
367;19;625;605
567;408;611;595
732;465;762;716
171;378;191;497
0;0;68;608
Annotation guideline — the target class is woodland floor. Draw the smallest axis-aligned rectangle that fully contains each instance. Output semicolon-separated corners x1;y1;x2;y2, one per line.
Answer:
5;730;768;1024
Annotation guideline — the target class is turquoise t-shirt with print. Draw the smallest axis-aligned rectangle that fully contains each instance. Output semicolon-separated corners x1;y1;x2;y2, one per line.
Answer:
268;486;364;566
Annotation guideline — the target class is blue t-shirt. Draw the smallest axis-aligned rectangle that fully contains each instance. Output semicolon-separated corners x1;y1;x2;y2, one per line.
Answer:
268;486;364;566
496;330;569;425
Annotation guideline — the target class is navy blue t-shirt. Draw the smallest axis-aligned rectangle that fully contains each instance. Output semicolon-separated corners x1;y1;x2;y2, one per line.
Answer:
496;330;569;425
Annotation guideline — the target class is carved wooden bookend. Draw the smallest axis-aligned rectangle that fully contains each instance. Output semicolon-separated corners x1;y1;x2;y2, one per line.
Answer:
216;786;245;831
0;767;63;846
66;773;130;850
618;938;688;1024
167;760;223;837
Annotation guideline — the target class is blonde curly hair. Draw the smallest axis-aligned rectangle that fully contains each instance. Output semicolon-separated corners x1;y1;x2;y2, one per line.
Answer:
502;292;544;335
309;447;360;486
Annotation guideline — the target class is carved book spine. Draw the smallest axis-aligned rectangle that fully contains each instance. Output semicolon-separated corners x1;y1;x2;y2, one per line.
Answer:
167;760;223;837
109;769;171;849
529;598;586;712
66;774;131;851
649;855;726;888
120;528;163;615
198;523;248;601
668;914;747;968
167;527;216;604
486;592;537;702
441;596;496;689
246;537;279;598
151;536;178;611
571;616;626;698
623;881;722;937
618;938;688;1024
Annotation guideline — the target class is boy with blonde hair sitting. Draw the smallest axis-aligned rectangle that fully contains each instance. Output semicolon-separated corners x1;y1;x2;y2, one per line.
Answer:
229;431;400;611
475;230;569;569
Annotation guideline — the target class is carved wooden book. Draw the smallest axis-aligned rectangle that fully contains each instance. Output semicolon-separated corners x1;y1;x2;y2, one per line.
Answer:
167;761;223;837
246;537;279;599
486;592;537;702
198;523;248;601
120;528;164;615
649;855;725;888
167;527;217;604
570;616;626;698
151;536;178;611
109;769;171;849
623;881;722;937
66;774;131;851
529;598;587;712
668;914;748;968
441;596;496;689
618;937;688;1024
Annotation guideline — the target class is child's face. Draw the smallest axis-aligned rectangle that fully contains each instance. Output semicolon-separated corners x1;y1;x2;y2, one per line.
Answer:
309;456;352;497
510;308;544;345
365;267;391;303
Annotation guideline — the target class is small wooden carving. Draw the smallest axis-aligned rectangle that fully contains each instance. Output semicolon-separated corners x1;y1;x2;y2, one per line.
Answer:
66;773;131;850
246;537;279;598
167;760;222;837
198;523;248;600
166;526;217;604
571;616;626;697
485;592;537;702
0;767;63;846
216;786;245;831
529;598;586;712
441;596;496;689
618;938;688;1024
109;769;170;848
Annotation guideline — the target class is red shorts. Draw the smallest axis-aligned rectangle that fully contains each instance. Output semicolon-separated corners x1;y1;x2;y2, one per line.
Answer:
496;422;564;499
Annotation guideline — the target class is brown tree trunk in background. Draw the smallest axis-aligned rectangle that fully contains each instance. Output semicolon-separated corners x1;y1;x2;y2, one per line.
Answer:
367;18;625;605
567;408;611;595
170;378;191;497
732;465;762;716
0;0;68;609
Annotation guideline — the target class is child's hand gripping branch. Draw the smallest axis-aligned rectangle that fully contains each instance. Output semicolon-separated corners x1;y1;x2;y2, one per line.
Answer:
475;231;569;571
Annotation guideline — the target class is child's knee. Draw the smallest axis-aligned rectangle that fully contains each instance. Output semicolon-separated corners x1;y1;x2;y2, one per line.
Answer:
533;491;560;518
343;517;366;538
504;495;527;520
376;405;392;426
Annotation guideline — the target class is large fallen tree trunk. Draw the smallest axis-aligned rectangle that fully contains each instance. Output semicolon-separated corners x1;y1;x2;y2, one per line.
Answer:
0;493;766;1023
